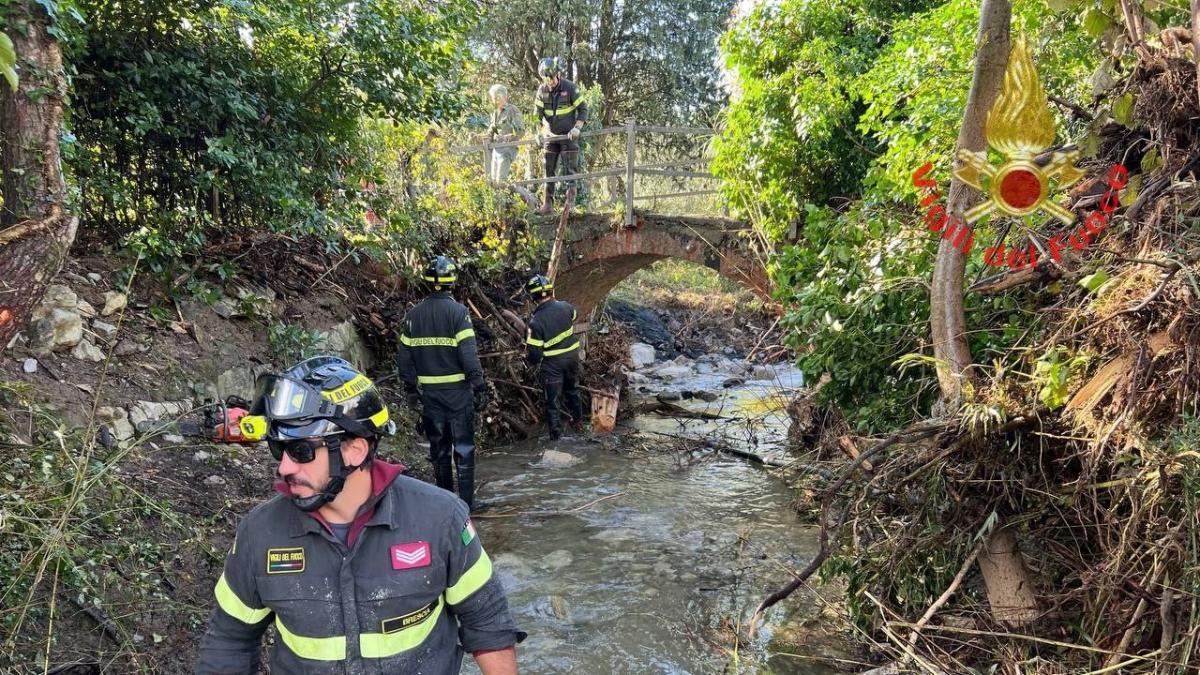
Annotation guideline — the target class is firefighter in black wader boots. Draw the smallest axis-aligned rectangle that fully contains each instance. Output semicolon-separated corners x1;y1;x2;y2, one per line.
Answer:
524;274;583;440
397;256;489;511
534;56;588;215
196;356;524;674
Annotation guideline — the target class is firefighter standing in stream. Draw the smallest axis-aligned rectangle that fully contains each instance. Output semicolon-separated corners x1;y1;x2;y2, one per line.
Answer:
396;256;489;511
195;356;523;674
533;56;588;215
524;274;584;440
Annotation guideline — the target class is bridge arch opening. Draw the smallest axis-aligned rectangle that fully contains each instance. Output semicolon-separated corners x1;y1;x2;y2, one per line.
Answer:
550;219;770;317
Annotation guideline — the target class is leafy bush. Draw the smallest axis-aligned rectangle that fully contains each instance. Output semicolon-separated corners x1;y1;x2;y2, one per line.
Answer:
716;0;1099;430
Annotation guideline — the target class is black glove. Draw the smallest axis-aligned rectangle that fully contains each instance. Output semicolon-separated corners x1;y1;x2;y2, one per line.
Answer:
473;387;489;412
406;390;421;410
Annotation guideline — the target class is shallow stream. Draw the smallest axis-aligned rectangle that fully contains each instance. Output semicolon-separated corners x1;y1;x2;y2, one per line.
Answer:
464;364;853;674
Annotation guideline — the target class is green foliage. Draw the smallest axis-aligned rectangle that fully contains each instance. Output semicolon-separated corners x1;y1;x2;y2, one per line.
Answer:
68;0;476;284
0;32;17;90
1032;347;1089;409
0;383;203;666
717;0;1101;430
470;0;730;128
267;321;323;365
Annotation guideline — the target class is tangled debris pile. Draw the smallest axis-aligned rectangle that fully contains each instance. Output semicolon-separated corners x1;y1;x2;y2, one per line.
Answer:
771;55;1200;672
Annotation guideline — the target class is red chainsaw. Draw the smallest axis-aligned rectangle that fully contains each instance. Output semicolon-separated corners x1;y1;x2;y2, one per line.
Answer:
136;395;259;443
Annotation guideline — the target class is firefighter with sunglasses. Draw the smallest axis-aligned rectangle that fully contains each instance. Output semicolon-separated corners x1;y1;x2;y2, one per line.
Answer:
196;356;523;674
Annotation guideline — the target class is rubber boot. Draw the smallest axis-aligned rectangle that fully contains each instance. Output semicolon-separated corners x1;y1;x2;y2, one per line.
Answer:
546;407;563;441
433;456;454;493
456;456;475;512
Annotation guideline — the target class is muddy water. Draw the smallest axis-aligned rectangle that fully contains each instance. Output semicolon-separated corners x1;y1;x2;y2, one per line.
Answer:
465;365;849;674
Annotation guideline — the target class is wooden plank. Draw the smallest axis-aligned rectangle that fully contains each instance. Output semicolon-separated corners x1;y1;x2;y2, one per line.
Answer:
546;187;576;283
838;435;873;471
635;159;707;170
633;168;716;178
510;167;625;187
638;125;710;134
632;189;720;201
454;128;625;154
625;118;636;227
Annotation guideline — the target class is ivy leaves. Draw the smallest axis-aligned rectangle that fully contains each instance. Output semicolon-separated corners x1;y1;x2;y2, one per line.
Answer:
0;33;16;90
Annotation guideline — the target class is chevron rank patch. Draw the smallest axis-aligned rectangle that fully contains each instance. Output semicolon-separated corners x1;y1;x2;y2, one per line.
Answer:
266;547;305;574
391;541;431;570
461;519;476;546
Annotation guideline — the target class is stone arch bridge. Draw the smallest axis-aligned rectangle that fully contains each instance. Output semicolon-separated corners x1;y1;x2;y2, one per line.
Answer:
459;122;771;316
538;213;770;317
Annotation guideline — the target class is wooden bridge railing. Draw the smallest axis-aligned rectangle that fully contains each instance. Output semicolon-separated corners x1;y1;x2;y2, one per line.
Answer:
454;119;720;226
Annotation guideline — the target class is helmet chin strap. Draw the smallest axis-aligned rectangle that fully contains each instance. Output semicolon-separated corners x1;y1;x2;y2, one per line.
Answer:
289;433;371;513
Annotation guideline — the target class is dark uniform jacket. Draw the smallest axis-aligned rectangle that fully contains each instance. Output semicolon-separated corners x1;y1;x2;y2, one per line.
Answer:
196;461;523;674
534;79;588;136
397;291;485;392
526;299;579;366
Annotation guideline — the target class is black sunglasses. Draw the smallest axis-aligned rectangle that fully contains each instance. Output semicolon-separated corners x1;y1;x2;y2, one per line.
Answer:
268;438;326;464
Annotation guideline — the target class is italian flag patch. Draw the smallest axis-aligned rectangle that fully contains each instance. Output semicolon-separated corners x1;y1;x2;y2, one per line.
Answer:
461;519;476;546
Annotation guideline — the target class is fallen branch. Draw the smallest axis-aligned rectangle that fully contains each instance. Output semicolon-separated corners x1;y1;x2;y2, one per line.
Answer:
1067;267;1179;340
635;399;727;420
968;261;1060;295
67;591;122;644
1048;93;1095;122
746;315;782;362
904;538;985;658
747;421;948;638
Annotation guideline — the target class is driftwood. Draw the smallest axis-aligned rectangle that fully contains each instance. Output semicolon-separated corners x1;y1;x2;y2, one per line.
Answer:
635;399;727;420
968;260;1060;294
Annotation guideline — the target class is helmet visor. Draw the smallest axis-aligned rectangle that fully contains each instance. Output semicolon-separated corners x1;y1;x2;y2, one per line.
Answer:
254;374;335;422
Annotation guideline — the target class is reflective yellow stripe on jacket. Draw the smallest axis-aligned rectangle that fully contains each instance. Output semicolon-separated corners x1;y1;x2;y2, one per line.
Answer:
446;550;494;605
359;597;446;658
417;373;466;385
401;329;475;348
275;619;347;661
214;574;270;625
534;97;582;118
274;597;447;661
544;342;580;357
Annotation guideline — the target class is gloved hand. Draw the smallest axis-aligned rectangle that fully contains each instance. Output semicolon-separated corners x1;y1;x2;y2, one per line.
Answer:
473;387;489;412
535;132;546;148
567;126;581;141
406;390;421;410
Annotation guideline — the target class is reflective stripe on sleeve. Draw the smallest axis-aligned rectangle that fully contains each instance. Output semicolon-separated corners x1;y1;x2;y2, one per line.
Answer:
526;335;545;347
445;550;494;605
359;597;445;658
542;326;574;349
418;373;466;384
401;331;475;348
275;618;347;661
401;335;457;347
214;573;270;625
545;99;581;118
544;341;580;357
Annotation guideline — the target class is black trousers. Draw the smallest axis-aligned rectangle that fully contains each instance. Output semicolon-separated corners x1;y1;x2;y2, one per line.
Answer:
420;388;476;510
540;354;583;439
544;139;579;204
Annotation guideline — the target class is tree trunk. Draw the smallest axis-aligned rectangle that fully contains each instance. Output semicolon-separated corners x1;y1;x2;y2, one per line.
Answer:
1192;0;1199;106
0;0;77;349
930;0;1039;627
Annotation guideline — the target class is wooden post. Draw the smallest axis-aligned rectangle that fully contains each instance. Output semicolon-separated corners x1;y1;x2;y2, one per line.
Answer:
624;118;635;228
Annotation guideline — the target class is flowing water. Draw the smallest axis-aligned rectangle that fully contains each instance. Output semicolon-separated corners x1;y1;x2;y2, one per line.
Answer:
464;364;853;674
